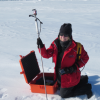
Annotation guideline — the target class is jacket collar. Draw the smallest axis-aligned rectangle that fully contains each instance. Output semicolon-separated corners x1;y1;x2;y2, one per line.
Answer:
54;37;76;51
54;38;60;50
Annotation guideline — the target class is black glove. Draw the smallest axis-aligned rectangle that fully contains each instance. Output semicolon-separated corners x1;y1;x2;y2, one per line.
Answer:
59;64;77;75
67;64;77;73
37;37;44;48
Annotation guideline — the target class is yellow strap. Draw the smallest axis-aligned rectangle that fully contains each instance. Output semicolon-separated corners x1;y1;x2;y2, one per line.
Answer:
77;42;82;60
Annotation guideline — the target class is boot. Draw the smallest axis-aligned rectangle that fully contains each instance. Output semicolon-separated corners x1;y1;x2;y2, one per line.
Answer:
86;89;93;99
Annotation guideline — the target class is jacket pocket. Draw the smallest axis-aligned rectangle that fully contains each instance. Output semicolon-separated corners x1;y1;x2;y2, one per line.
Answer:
70;70;81;84
61;69;81;88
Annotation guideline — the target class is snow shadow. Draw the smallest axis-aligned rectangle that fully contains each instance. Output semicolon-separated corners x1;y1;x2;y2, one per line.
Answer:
88;75;100;97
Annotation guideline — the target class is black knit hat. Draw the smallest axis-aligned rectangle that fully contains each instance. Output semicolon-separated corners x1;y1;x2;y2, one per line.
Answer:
59;23;72;38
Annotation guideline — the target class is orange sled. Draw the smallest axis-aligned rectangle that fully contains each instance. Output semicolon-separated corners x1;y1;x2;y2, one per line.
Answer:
19;51;58;94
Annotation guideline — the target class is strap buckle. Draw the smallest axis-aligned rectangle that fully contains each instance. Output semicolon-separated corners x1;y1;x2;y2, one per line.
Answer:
59;69;66;75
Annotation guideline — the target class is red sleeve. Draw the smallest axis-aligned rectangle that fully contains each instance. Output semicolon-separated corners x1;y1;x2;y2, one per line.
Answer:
38;44;54;59
76;45;89;68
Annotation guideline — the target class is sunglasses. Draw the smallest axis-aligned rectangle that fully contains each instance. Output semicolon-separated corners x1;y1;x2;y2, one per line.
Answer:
59;33;69;37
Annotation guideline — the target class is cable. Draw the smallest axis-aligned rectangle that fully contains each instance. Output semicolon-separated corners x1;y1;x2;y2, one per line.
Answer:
39;45;48;100
36;18;48;100
81;65;85;72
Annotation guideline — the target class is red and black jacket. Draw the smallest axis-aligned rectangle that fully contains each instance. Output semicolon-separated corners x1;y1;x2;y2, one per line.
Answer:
38;38;89;88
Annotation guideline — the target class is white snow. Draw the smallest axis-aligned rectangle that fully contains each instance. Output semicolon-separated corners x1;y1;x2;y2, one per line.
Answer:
0;0;100;100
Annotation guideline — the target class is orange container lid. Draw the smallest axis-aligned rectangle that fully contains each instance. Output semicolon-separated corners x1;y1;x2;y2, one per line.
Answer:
20;51;40;83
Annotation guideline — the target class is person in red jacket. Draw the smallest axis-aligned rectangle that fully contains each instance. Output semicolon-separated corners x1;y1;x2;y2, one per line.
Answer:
37;23;93;99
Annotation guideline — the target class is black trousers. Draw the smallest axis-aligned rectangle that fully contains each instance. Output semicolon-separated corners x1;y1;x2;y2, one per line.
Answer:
60;75;92;98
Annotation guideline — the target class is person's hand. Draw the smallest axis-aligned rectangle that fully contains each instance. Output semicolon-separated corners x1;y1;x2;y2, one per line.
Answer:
37;37;44;48
66;64;77;73
59;64;77;75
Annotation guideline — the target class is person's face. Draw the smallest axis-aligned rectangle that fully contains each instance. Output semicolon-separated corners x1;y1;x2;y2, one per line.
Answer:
59;35;70;42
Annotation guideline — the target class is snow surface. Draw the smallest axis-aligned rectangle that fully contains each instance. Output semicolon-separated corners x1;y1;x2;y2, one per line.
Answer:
0;0;100;100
